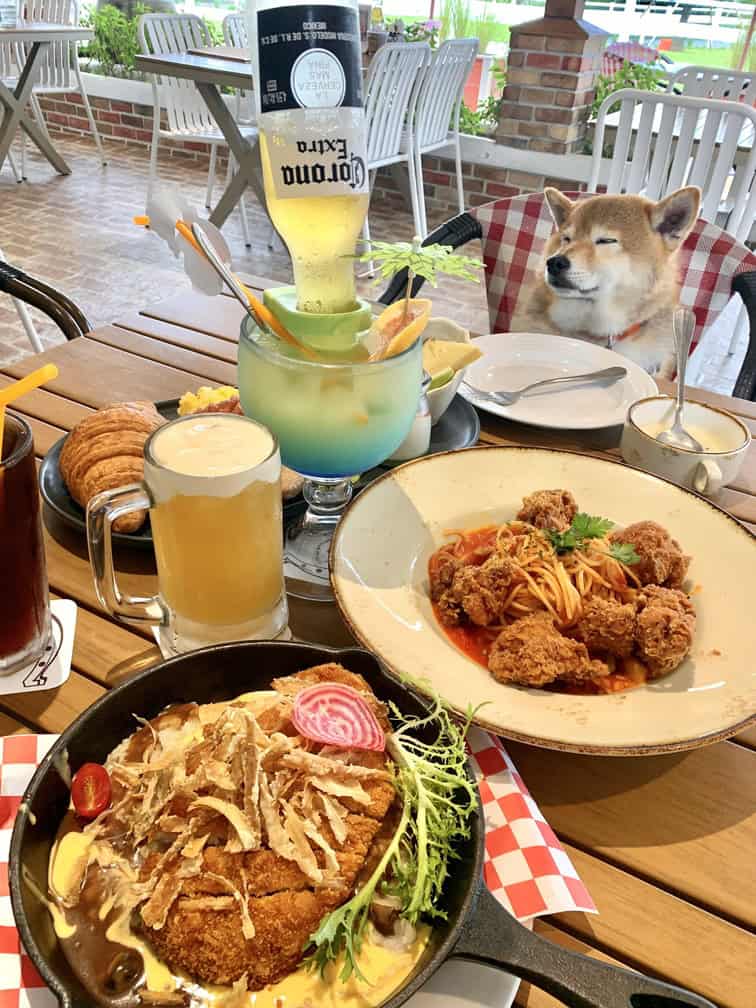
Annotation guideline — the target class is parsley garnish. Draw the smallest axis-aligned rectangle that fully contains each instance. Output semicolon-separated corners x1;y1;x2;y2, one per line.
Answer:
546;512;613;553
608;541;641;566
546;513;639;565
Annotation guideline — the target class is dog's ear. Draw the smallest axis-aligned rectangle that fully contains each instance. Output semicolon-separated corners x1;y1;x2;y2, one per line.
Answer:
649;187;701;249
544;188;574;230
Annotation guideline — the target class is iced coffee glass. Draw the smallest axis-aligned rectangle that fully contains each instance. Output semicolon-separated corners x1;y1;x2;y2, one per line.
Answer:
0;414;51;674
87;414;288;654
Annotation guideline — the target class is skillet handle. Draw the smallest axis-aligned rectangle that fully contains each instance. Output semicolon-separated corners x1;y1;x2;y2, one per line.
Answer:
449;885;717;1008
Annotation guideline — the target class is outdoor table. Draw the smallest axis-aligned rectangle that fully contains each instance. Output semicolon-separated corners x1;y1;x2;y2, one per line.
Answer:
0;22;93;175
134;50;266;230
1;282;755;1008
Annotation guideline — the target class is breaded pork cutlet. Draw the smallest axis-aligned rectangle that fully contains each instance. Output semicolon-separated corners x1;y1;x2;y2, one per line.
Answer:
135;665;397;987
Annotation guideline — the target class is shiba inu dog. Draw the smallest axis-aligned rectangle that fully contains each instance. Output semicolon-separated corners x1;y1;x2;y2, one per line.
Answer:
511;186;701;377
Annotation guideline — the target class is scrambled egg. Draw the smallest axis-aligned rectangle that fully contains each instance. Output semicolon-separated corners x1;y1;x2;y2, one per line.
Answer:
178;385;239;416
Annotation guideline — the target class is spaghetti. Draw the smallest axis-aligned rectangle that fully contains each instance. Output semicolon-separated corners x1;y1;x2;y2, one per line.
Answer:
432;520;641;632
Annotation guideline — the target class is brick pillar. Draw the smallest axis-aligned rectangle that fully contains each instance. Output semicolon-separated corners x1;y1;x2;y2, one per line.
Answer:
497;0;608;154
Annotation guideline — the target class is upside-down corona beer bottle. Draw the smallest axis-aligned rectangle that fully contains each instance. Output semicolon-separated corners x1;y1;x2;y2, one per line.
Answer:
248;0;370;315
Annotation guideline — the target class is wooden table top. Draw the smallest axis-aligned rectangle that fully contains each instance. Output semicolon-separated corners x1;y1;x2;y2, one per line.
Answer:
2;281;755;1008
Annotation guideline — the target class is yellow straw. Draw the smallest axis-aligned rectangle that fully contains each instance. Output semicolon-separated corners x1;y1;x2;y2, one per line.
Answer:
0;364;59;464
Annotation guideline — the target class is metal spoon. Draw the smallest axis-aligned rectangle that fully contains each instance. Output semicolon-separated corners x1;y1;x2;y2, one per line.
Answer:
656;308;702;452
462;365;627;407
190;220;269;331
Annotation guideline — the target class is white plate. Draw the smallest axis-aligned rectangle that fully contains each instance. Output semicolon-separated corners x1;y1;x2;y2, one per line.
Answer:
331;446;756;755
462;333;658;430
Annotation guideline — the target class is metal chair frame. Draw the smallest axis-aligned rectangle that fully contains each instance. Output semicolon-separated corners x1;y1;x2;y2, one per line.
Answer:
412;38;479;237
138;12;255;244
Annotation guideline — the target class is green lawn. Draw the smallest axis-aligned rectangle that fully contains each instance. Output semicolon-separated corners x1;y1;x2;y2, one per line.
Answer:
664;47;738;68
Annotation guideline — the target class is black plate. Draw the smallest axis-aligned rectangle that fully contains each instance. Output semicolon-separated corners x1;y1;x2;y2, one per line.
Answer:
38;397;478;550
9;642;715;1008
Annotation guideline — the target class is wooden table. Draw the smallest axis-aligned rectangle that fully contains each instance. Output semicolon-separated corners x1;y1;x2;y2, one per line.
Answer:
0;23;93;174
134;51;266;230
2;282;755;1008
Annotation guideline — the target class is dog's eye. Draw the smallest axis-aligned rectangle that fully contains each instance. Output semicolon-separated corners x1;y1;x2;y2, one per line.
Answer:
561;234;570;244
595;237;618;245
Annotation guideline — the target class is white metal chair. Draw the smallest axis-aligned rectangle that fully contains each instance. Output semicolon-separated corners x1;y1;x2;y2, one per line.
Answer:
213;12;255;212
363;41;430;245
588;89;756;243
0;30;22;182
668;66;756;353
589;88;756;378
411;38;479;237
669;65;756;105
18;0;104;175
138;12;256;244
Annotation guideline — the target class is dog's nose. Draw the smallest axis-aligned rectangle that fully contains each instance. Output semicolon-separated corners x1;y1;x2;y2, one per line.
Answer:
546;254;570;276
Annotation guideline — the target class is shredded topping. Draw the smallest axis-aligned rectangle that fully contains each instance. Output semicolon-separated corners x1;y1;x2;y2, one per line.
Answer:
60;669;396;961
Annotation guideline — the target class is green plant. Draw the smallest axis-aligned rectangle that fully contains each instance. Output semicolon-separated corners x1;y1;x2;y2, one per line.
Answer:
204;18;224;46
491;57;506;93
405;18;441;48
81;3;147;77
440;0;473;41
590;59;667;121
472;2;499;54
458;95;500;135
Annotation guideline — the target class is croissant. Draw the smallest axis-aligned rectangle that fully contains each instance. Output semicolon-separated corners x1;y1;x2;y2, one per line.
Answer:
60;402;164;533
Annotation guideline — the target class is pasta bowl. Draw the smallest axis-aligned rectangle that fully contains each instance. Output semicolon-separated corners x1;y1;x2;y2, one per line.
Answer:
331;446;756;755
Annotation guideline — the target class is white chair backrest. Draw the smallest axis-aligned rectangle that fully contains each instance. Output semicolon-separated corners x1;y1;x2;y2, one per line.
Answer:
415;38;478;149
22;0;77;91
670;65;756;105
589;88;756;243
222;12;247;48
364;41;430;165
138;13;215;136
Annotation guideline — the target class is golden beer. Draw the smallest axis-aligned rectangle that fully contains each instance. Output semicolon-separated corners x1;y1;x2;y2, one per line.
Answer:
87;414;288;654
249;0;369;316
260;134;369;314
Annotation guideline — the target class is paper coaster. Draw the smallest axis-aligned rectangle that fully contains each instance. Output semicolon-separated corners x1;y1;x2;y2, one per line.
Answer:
0;599;77;696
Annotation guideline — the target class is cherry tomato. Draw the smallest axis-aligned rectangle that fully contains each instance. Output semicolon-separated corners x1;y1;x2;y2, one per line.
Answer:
71;762;111;820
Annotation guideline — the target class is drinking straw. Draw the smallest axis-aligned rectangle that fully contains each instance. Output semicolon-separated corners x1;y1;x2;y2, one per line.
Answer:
0;364;59;464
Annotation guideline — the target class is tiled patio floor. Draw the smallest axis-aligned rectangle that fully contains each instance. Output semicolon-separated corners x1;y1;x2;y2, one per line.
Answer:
0;134;748;396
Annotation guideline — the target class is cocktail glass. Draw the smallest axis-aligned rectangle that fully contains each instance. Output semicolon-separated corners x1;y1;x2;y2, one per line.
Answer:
238;317;422;601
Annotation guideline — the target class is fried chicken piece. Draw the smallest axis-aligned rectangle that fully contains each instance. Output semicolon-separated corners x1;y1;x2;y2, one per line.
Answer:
573;597;636;658
609;520;690;588
634;585;696;678
488;611;608;687
517;489;577;532
438;554;515;627
429;546;462;602
148;887;346;989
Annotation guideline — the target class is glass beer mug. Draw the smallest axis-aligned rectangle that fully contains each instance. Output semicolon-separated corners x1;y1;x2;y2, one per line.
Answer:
87;414;288;655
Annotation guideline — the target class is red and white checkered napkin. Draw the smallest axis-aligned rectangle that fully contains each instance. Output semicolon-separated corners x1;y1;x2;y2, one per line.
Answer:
1;735;58;1008
0;730;595;1005
467;726;596;921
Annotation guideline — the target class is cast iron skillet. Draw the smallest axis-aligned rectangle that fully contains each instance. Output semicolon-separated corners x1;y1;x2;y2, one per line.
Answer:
10;641;714;1008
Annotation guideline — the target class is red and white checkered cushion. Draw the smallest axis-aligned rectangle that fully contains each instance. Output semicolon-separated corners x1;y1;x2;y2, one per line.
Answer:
472;192;756;353
602;42;661;77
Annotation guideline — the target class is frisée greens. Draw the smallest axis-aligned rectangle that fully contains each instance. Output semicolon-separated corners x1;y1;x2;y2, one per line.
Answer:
306;694;478;982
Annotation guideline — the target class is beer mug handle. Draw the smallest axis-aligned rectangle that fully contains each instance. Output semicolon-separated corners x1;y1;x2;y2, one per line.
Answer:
87;484;168;627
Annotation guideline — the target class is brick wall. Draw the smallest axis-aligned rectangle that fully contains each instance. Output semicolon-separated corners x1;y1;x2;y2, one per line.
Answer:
370;159;584;229
38;89;585;225
37;90;229;170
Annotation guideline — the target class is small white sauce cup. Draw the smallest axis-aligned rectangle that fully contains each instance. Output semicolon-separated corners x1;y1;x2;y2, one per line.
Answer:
620;396;751;498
